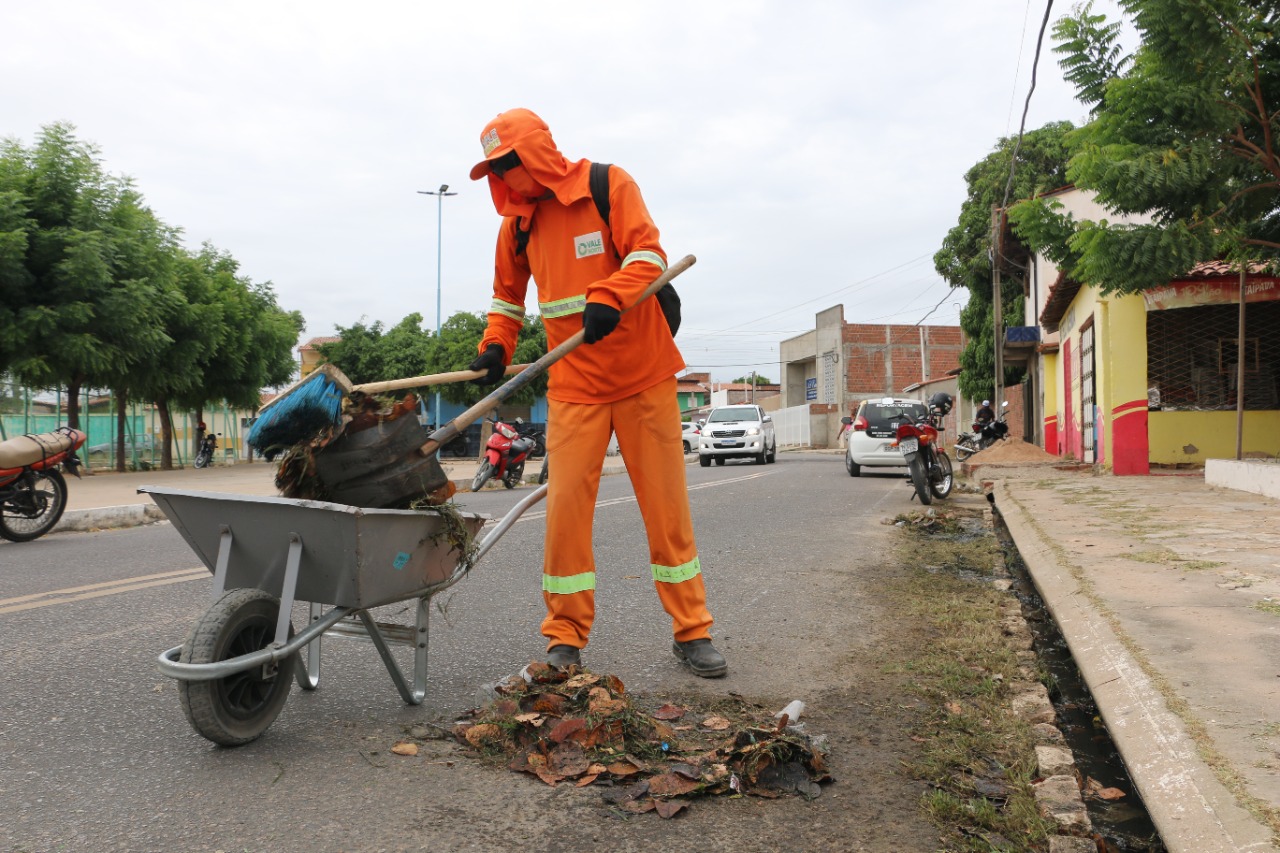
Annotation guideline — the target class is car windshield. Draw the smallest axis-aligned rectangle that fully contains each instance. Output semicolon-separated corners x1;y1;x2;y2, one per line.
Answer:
707;407;757;423
862;402;926;428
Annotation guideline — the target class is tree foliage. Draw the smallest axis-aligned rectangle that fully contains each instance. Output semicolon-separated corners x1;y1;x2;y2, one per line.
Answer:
731;374;774;385
1010;0;1280;292
0;123;301;468
317;312;549;408
934;121;1077;401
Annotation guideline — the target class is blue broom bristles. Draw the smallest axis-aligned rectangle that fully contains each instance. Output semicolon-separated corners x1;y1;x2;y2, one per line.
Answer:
248;372;345;456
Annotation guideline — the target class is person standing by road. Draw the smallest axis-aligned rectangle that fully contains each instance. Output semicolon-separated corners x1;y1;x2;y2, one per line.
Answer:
465;108;726;678
975;400;995;427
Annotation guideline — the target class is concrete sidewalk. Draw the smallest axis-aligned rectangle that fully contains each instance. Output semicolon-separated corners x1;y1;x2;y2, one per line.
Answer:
982;462;1280;852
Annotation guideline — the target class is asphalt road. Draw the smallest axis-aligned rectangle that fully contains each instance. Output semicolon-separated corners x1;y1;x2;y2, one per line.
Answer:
0;453;925;853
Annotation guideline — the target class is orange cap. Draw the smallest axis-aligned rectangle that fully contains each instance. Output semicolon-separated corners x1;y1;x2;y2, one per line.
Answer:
469;108;550;180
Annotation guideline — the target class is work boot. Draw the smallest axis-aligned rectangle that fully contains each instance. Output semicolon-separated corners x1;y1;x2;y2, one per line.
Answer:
546;644;581;669
672;638;727;678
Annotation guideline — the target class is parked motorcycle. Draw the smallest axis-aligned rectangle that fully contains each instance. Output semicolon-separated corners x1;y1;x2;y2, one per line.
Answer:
193;433;220;469
471;417;543;491
0;427;86;542
954;401;1010;461
895;393;953;505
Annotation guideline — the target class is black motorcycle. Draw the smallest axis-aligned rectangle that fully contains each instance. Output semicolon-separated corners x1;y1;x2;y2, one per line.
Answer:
954;402;1010;461
0;427;86;542
194;433;220;468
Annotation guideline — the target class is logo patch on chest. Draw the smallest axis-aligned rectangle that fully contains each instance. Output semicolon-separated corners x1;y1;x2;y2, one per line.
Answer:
574;231;605;258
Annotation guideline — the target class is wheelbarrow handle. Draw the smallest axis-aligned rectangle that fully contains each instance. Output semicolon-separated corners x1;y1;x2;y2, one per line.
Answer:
422;254;696;453
352;364;532;395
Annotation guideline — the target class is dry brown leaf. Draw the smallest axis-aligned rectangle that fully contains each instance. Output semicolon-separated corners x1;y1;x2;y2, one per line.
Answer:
648;772;701;798
514;712;542;724
588;687;627;715
701;715;732;731
607;760;641;777
654;799;688;819
549;717;587;744
528;753;547;769
391;742;419;757
464;723;504;748
587;763;608;775
652;703;686;721
564;673;600;689
534;768;563;787
1095;787;1126;801
604;674;626;695
575;773;599;787
530;693;569;715
621;798;656;814
549;741;590;777
945;701;963;715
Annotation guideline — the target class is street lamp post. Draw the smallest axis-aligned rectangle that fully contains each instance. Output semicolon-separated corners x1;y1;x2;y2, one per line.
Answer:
417;184;458;432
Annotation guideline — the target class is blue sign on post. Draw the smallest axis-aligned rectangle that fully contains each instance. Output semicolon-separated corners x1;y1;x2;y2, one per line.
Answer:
805;378;817;401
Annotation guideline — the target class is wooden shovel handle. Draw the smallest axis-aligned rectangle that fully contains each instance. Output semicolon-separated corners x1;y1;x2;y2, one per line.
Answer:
422;254;696;454
353;364;531;395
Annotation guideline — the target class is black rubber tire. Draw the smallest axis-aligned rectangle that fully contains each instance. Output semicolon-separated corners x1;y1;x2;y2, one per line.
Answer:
178;588;296;747
0;468;69;542
471;460;494;492
929;451;954;499
699;455;711;468
683;441;691;453
908;456;932;505
766;442;776;463
537;457;549;484
193;448;211;469
845;453;861;477
503;461;524;489
755;449;767;465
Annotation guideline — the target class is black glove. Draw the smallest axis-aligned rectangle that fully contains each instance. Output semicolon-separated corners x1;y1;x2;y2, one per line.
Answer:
655;283;681;337
468;344;506;384
582;302;621;344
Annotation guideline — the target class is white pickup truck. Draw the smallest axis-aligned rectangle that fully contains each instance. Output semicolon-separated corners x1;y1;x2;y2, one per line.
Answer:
697;404;776;466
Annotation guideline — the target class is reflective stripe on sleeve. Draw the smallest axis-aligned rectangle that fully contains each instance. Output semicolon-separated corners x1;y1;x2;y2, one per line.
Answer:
539;295;587;319
489;298;525;321
651;556;701;585
543;571;596;594
621;251;667;272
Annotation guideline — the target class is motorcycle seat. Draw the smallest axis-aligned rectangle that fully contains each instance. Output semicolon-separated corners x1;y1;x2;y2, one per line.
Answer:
0;429;86;469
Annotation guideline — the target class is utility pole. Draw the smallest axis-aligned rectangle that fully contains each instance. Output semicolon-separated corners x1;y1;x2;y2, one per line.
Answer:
991;205;1004;409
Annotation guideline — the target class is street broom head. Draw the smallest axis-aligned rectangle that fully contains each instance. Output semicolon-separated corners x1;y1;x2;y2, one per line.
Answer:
248;364;352;457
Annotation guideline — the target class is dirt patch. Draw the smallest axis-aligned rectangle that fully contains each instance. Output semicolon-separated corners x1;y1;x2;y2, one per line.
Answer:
972;438;1061;465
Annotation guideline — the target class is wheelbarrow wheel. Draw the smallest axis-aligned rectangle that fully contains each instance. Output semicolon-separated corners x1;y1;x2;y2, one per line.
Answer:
179;588;296;747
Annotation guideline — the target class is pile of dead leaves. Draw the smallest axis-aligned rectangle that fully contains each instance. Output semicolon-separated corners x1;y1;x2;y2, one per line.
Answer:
452;662;832;818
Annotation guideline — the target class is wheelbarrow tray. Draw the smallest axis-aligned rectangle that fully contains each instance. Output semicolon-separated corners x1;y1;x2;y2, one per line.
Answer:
140;487;486;610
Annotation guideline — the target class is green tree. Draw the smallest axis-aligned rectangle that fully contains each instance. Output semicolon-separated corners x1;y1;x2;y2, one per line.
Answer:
1010;0;1280;290
934;121;1077;402
731;374;773;385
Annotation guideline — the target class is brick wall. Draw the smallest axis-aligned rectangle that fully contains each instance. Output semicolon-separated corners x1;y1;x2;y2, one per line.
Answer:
843;324;963;397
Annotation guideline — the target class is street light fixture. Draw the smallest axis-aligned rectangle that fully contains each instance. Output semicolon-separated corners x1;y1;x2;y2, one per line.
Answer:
417;184;457;431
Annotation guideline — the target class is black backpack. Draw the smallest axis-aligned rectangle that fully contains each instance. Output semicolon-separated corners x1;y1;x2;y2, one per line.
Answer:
514;161;680;336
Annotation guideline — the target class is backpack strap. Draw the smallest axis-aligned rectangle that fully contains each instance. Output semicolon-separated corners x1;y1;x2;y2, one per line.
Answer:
589;161;611;224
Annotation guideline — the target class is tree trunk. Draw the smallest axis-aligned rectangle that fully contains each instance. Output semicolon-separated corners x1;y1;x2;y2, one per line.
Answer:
156;396;174;470
66;375;83;429
115;390;128;473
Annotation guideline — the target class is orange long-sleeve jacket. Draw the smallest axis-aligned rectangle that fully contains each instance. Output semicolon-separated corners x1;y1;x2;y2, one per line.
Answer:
472;111;684;404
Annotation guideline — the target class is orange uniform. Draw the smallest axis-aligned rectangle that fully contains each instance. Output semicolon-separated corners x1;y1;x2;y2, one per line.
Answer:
470;109;715;654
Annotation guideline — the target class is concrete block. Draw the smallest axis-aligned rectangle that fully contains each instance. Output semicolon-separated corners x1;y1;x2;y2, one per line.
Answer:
1035;744;1076;778
1033;774;1092;833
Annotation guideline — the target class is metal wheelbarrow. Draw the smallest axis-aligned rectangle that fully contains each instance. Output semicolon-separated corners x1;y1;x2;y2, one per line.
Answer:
143;483;546;746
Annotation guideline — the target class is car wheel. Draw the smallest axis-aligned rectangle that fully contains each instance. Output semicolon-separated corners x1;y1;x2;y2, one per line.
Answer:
683;441;691;453
699;455;711;468
845;452;861;477
766;441;776;463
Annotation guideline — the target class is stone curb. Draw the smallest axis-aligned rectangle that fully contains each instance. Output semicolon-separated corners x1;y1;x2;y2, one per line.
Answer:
54;503;167;534
993;481;1278;853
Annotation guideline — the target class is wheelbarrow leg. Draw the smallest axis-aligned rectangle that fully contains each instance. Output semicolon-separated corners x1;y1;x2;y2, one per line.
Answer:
295;601;323;691
357;609;427;705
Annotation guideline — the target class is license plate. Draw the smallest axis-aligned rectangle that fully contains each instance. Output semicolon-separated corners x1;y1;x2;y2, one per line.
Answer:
898;438;918;454
717;441;740;448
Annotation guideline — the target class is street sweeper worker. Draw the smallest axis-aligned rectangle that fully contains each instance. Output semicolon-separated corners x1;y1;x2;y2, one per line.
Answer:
466;108;726;678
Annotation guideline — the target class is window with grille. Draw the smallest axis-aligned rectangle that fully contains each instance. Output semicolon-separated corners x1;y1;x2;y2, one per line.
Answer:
1146;302;1280;410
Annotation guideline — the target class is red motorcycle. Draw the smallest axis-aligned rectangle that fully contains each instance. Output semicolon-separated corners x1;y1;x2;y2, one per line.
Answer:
893;393;954;506
471;416;543;491
0;427;87;542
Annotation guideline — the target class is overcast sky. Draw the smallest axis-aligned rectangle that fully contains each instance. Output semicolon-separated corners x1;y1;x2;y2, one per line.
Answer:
6;0;1116;383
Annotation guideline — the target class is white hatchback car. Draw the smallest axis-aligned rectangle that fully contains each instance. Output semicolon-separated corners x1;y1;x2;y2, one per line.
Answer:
841;397;928;476
681;422;700;453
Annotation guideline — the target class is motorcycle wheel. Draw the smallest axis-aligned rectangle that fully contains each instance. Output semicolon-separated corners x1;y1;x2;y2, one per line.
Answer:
537;457;548;485
929;451;953;499
194;448;211;469
470;460;495;492
503;461;524;489
907;456;932;505
0;468;69;542
953;443;974;461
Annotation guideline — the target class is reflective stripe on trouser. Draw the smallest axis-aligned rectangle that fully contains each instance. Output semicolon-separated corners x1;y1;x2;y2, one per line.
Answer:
541;376;714;649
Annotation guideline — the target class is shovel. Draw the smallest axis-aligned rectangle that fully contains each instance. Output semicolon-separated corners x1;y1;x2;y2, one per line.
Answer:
321;255;696;506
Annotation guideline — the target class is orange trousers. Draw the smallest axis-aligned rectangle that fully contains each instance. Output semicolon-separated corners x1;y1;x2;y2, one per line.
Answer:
541;376;713;650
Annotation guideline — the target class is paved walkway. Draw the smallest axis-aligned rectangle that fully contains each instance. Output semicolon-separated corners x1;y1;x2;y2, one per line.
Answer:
35;452;1280;850
977;461;1280;852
